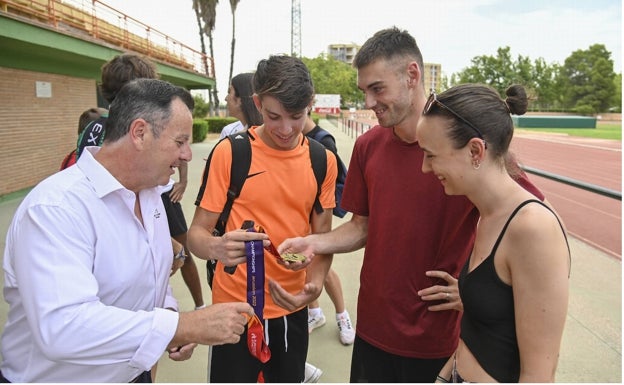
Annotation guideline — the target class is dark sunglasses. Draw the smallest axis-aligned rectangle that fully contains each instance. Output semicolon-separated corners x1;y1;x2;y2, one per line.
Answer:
423;91;487;149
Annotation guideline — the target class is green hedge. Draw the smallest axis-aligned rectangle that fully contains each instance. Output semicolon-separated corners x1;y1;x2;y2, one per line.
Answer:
192;117;239;143
192;119;209;143
207;117;238;133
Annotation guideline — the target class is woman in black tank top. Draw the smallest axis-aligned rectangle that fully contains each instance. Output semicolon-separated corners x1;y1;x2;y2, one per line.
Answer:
416;84;570;383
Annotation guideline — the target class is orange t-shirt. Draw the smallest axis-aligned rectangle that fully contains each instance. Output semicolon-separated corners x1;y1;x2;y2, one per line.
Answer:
198;127;337;318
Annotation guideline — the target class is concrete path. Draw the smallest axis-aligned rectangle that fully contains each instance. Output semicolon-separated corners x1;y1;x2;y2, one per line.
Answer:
0;119;620;382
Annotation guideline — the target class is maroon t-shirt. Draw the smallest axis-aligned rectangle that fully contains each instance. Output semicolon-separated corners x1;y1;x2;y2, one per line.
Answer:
341;126;543;358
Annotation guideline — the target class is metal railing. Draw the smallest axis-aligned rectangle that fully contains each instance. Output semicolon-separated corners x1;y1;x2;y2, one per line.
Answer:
521;166;621;200
0;0;214;77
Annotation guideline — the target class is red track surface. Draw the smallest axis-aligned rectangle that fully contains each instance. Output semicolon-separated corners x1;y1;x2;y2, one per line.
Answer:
349;114;622;258
511;132;622;259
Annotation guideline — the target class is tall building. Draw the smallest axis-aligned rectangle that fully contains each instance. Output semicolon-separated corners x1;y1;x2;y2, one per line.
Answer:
423;63;442;93
327;43;360;64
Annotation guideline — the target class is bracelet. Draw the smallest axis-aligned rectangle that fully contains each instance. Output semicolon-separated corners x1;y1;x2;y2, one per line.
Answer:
174;246;186;262
436;375;450;383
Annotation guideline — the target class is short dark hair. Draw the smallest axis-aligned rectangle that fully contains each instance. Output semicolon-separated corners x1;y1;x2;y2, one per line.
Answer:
100;54;159;104
231;73;263;126
77;108;104;135
353;27;424;83
253;55;314;112
105;79;194;142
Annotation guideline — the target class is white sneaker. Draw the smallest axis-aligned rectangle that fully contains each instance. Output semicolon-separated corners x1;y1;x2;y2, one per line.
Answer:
336;312;355;345
308;310;326;333
304;362;323;383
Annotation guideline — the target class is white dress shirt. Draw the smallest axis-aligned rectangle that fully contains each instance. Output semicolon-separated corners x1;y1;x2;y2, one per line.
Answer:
1;147;179;382
218;120;246;140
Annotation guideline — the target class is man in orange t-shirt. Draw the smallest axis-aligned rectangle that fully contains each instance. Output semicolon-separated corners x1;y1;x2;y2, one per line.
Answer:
188;55;336;383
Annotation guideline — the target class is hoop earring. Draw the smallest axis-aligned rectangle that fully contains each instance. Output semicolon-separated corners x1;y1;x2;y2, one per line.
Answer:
472;160;481;170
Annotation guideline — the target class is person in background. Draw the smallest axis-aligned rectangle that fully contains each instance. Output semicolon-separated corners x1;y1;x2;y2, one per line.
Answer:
0;78;252;383
219;72;263;139
303;113;355;345
162;158;206;312
188;55;337;383
277;27;545;382
302;113;354;383
417;83;569;383
60;107;107;170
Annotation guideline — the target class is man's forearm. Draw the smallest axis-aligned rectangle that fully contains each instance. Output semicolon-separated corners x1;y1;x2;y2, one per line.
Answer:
311;215;368;255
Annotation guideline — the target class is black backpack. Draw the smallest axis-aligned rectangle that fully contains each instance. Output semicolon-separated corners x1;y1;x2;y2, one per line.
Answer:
195;131;328;288
76;116;108;159
308;129;348;218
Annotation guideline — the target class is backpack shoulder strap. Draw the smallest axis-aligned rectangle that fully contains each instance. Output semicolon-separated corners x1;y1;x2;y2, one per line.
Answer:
311;127;334;141
216;131;252;234
195;131;252;287
194;131;252;234
308;137;327;215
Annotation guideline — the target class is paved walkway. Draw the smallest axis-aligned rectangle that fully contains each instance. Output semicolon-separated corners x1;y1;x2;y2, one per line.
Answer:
0;119;620;382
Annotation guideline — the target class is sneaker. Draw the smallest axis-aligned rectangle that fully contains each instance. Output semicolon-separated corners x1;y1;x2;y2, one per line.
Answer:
304;362;323;383
308;311;326;333
336;312;355;345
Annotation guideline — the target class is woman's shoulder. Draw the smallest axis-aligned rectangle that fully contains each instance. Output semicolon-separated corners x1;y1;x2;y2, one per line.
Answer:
504;200;568;268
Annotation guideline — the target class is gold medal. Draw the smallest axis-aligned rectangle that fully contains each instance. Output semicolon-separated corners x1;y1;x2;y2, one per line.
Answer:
280;253;307;263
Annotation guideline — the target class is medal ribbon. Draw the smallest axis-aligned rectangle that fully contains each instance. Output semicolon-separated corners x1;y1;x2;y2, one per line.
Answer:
245;228;271;363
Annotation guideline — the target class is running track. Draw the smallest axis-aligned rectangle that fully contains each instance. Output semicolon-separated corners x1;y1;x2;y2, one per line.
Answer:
347;117;622;258
511;132;621;259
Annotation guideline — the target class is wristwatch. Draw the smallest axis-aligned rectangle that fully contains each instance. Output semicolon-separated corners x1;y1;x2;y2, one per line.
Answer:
174;246;187;262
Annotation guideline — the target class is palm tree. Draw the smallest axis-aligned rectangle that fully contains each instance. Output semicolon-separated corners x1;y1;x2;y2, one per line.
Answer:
193;0;219;115
228;0;240;87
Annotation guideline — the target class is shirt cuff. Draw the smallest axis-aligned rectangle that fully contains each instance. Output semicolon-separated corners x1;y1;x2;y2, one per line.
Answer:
129;308;179;370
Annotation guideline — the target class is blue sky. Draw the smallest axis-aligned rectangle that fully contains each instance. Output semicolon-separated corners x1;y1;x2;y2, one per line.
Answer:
101;0;621;97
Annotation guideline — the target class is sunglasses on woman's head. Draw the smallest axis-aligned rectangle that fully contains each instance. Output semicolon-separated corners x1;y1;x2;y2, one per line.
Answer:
423;91;487;149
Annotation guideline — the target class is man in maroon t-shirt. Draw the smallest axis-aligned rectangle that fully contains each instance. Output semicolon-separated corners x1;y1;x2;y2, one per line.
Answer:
278;27;544;383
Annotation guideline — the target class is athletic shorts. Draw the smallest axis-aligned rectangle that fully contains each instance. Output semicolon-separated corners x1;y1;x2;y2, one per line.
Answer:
161;190;188;237
350;335;448;382
210;307;308;382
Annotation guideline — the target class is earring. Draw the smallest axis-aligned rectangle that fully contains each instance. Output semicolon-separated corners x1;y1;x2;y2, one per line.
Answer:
472;159;481;170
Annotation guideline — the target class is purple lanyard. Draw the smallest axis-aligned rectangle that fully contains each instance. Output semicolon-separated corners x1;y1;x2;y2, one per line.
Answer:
245;230;265;322
244;227;271;363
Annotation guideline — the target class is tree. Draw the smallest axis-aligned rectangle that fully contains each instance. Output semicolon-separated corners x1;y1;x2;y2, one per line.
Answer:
192;0;209;76
531;59;562;111
611;73;621;113
455;47;528;96
452;44;618;114
302;55;362;108
228;0;240;88
559;44;616;114
193;0;219;116
193;94;211;118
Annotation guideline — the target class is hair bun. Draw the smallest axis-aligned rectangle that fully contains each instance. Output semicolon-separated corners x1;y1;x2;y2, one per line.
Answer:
505;84;528;116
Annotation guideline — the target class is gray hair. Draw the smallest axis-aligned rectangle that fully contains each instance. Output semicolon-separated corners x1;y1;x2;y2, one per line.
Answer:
105;78;194;142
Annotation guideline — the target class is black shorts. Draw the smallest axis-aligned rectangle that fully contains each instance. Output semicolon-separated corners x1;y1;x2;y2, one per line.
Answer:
350;335;448;382
210;307;308;382
161;191;188;237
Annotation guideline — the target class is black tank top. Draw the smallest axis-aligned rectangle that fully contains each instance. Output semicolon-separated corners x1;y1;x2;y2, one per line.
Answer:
458;199;568;383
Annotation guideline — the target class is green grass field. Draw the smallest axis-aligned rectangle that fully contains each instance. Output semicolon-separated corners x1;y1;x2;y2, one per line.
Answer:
516;122;621;140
